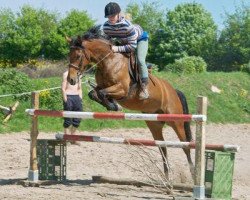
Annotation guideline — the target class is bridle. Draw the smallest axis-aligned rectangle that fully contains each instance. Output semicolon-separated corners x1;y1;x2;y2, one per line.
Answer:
69;46;90;73
69;45;112;77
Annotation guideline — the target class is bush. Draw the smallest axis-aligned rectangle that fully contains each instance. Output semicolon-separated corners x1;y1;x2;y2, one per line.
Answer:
166;56;207;74
240;61;250;74
40;89;62;110
0;59;13;68
0;69;32;101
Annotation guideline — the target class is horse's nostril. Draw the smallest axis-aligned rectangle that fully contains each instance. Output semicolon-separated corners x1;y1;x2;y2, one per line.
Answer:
70;79;75;85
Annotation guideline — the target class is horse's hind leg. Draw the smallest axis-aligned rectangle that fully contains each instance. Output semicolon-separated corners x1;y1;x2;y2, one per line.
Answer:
169;121;195;180
145;121;170;179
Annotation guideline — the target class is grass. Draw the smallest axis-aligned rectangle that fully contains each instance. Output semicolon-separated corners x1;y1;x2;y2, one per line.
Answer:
154;71;250;123
0;71;249;134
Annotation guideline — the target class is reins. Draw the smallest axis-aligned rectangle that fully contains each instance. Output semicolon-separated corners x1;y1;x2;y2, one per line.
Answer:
79;50;113;77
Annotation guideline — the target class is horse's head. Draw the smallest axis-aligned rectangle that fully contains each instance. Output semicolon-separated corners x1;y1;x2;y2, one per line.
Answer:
67;36;90;85
67;26;114;85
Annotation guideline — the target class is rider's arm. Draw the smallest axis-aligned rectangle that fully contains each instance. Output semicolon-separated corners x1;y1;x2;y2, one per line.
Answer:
103;19;139;53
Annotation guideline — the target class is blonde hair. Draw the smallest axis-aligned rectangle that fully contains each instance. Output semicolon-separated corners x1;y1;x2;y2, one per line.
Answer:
123;12;132;21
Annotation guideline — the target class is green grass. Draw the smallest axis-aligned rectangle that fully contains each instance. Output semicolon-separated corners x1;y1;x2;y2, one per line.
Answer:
154;71;250;123
0;71;249;133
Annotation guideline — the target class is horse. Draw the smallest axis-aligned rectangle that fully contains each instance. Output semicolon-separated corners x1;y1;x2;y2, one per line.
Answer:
66;26;194;180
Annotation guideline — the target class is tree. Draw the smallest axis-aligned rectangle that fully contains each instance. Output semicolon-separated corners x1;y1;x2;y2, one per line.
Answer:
57;10;95;59
10;6;44;60
35;8;63;59
58;9;95;37
125;1;166;61
0;6;61;62
150;3;217;70
125;1;165;35
216;4;250;71
55;10;95;59
0;8;15;63
0;6;96;63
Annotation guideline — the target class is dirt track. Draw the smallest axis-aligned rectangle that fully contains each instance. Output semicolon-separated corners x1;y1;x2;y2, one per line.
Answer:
0;124;249;199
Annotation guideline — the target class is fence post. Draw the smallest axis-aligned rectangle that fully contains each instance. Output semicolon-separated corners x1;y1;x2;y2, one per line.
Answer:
28;92;39;181
193;96;207;199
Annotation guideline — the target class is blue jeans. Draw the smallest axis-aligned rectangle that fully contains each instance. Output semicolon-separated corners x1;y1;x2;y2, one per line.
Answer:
137;39;149;82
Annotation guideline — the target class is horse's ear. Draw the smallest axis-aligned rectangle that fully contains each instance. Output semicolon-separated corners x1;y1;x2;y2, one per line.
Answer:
77;35;82;43
77;35;84;48
65;36;72;44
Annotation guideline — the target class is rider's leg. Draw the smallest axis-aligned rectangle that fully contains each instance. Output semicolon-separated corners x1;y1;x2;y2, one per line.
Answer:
137;39;149;100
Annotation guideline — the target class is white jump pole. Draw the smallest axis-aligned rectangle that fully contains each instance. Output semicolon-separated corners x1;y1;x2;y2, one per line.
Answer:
25;109;206;122
55;133;239;152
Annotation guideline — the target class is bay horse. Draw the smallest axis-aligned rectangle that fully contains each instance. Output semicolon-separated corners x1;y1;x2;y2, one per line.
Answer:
67;26;194;180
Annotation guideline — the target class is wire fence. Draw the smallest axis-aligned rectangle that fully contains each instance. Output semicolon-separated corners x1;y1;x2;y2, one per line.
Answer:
0;76;95;99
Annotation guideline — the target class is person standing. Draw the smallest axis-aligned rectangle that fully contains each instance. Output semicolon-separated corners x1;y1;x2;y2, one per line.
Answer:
61;70;83;144
103;2;149;100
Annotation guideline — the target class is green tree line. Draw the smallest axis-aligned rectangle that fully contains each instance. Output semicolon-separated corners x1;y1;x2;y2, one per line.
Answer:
0;6;95;65
0;2;249;72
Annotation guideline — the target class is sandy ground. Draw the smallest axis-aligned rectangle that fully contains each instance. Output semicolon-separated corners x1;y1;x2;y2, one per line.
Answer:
0;124;249;200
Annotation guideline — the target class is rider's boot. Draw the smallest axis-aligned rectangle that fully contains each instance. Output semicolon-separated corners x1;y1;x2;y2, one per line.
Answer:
139;82;149;100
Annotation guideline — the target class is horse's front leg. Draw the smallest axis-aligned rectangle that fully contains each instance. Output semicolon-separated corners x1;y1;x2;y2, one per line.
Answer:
88;84;124;111
88;89;103;105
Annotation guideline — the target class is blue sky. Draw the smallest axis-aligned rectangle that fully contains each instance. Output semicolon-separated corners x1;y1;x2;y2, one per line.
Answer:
0;0;248;29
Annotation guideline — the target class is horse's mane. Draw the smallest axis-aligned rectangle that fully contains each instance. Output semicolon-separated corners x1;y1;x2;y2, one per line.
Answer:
71;25;112;48
82;25;111;41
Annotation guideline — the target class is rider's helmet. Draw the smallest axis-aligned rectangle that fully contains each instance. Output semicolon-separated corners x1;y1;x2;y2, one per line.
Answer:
104;2;121;18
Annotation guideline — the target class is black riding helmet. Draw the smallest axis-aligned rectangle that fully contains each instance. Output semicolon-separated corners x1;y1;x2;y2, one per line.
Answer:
104;2;121;18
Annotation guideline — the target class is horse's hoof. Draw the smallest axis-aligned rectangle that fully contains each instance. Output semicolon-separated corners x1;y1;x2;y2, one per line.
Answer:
106;103;116;111
116;104;123;111
106;103;122;111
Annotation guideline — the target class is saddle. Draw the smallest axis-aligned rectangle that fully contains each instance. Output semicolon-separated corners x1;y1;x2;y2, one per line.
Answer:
125;52;142;86
112;38;142;86
124;53;153;85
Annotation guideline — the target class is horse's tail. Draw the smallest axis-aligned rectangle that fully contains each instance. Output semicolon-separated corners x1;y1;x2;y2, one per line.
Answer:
176;89;193;142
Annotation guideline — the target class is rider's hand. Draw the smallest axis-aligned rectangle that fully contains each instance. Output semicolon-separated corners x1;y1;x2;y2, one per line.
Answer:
112;46;119;52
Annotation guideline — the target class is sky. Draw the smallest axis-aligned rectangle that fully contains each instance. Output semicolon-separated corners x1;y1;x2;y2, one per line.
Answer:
0;0;248;29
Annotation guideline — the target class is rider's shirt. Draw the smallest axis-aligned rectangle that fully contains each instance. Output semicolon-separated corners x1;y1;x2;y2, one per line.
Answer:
103;17;148;53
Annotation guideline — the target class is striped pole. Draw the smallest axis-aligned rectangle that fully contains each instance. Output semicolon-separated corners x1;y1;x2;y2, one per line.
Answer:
55;133;239;152
26;109;207;122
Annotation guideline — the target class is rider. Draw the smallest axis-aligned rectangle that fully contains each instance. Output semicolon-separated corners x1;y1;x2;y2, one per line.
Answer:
102;2;149;100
